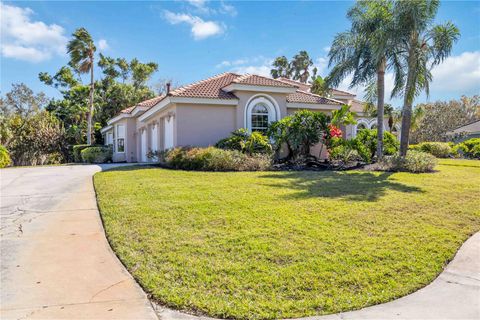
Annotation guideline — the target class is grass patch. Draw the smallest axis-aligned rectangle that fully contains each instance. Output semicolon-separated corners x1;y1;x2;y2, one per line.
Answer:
94;159;480;319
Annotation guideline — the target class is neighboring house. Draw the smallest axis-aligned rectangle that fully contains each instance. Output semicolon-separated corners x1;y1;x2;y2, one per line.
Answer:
101;73;391;162
446;120;480;142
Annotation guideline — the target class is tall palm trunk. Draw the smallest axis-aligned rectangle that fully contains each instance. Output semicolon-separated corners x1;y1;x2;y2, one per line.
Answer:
376;57;386;159
399;37;417;156
87;54;94;145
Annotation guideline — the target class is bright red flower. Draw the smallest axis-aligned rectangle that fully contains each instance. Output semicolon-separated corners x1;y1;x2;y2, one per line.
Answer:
328;124;342;138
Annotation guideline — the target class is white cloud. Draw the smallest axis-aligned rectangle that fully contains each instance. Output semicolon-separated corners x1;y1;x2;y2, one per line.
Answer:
216;56;272;76
98;39;109;51
185;0;207;9
323;46;331;53
0;3;67;62
220;1;237;16
163;10;224;40
430;51;480;94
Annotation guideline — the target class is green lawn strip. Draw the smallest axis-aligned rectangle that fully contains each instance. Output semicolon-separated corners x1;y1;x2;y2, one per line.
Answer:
94;159;480;319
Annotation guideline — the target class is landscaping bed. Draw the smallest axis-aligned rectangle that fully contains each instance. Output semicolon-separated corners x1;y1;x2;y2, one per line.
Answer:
94;159;480;319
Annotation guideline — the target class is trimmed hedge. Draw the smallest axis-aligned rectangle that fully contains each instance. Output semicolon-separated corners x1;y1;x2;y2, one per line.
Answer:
73;144;90;163
163;146;272;171
378;150;437;173
0;145;12;168
81;146;113;164
409;142;453;158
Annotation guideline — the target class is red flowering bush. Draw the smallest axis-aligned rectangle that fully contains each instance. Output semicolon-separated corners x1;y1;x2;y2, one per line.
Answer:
328;125;342;138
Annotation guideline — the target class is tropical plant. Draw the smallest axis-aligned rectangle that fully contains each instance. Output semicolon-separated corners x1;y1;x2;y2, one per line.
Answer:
378;150;437;173
0;145;11;168
67;28;96;145
395;0;460;155
215;129;272;155
328;0;403;160
356;129;399;159
410;142;452;158
80;145;113;163
291;51;313;83
310;76;331;97
453;138;480;159
270;56;292;79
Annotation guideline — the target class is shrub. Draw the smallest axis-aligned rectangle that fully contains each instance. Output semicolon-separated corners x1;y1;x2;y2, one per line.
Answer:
356;129;399;159
216;129;272;155
73;144;90;163
163;147;271;171
412;142;452;158
453;138;480;159
330;137;371;164
0;145;12;168
81;146;113;164
378;150;437;173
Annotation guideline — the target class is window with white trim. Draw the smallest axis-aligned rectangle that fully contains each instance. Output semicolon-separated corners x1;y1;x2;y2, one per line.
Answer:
116;124;125;153
251;103;270;133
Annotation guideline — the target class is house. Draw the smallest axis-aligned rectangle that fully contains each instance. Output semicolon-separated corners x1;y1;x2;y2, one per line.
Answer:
101;73;392;163
446;120;480;142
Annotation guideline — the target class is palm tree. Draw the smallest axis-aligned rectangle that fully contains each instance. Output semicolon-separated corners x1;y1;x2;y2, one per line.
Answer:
270;56;291;79
395;0;460;156
291;51;313;83
67;28;96;145
327;0;403;159
310;76;331;97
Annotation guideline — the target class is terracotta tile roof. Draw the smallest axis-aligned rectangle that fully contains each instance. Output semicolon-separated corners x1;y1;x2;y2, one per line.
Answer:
330;88;356;97
277;77;311;92
120;95;166;114
232;74;296;88
287;90;343;105
170;73;239;99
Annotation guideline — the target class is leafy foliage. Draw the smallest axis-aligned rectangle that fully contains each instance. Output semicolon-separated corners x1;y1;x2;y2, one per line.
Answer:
163;147;272;171
73;144;91;163
330;137;371;164
270;51;313;83
215;129;272;155
0;145;12;168
81;146;113;163
355;129;399;159
410;96;480;143
410;142;453;158
453;138;480;159
378;150;437;173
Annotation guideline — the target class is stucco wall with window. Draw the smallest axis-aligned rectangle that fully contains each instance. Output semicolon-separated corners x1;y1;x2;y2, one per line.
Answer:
175;103;236;147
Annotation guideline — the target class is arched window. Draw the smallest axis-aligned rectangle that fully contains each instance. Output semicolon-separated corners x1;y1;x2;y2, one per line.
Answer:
251;103;269;133
245;96;278;133
357;123;367;131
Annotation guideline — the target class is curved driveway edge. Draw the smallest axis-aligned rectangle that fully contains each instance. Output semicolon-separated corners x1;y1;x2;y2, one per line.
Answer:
1;164;157;320
155;232;480;320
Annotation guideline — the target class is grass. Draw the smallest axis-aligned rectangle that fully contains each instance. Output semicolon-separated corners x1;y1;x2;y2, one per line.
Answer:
94;159;480;320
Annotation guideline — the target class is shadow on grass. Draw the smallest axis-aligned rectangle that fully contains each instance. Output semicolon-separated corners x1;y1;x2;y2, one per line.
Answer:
259;171;423;202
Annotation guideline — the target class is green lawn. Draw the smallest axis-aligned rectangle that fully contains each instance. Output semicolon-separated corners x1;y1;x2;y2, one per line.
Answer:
94;159;480;320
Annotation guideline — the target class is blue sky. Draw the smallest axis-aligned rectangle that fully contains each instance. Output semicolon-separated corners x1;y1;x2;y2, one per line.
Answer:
2;0;479;106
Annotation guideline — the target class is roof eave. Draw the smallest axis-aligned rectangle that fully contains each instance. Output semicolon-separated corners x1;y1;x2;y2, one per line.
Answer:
223;83;297;94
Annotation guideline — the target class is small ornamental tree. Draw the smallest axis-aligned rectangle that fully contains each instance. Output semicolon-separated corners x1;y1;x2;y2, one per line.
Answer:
268;105;356;160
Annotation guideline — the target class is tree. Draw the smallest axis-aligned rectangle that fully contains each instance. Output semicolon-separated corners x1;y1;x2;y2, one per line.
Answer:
291;51;313;83
1;84;67;165
327;0;402;160
67;28;96;145
310;76;330;97
270;56;291;79
395;0;460;155
410;96;479;143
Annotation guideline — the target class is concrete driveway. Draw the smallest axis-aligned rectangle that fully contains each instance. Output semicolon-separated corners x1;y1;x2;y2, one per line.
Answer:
0;165;157;319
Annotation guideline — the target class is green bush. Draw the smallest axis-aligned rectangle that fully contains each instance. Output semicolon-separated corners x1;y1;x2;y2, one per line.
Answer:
216;129;272;155
81;146;113;164
356;129;399;159
412;142;453;158
453;138;480;159
73;144;90;163
163;146;271;171
0;145;12;168
378;150;437;173
330;137;371;164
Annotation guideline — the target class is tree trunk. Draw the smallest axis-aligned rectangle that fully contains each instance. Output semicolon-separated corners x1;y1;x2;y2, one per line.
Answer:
376;58;386;159
87;56;94;145
399;39;418;157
